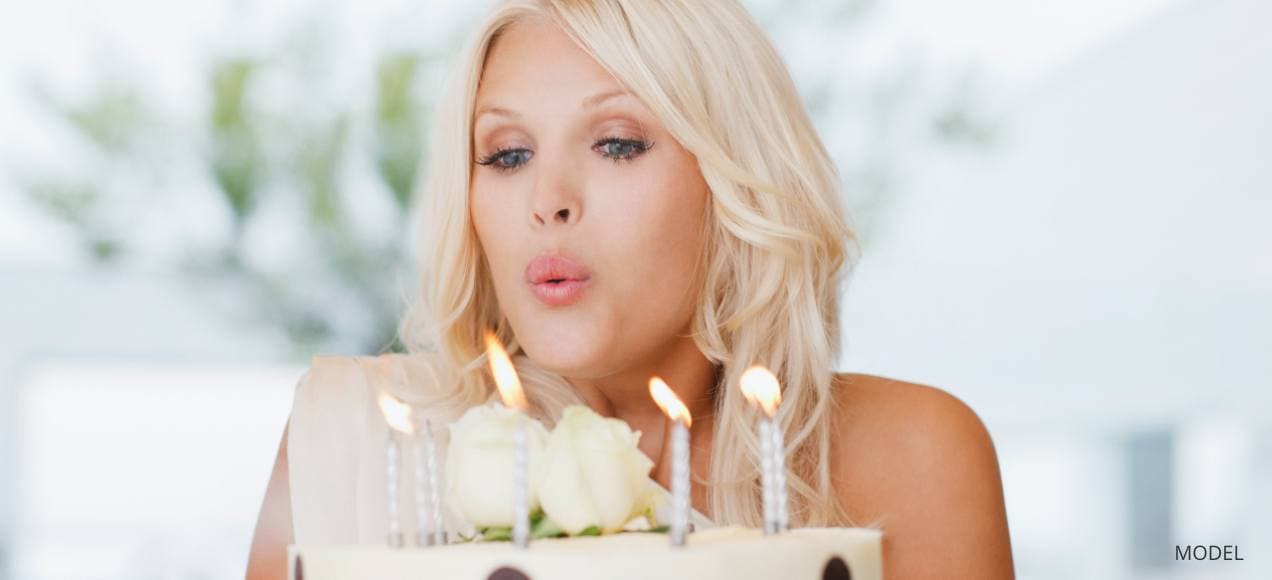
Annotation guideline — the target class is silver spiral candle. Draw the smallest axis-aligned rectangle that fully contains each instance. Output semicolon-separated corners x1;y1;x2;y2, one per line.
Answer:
426;420;445;546
386;436;403;547
670;420;690;546
512;416;530;548
411;418;446;547
413;433;429;547
758;418;777;534
771;419;789;532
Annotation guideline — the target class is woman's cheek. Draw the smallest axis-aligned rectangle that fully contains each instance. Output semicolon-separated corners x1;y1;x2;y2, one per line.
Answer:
470;190;522;290
623;202;703;315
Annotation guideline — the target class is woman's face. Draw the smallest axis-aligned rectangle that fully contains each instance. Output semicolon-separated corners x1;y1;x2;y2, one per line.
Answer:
469;19;711;379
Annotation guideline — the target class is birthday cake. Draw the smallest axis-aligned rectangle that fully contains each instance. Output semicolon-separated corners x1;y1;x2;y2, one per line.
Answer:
286;398;884;580
287;526;882;580
286;347;884;579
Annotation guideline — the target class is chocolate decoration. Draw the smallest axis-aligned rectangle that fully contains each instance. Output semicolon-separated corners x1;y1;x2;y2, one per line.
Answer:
488;566;531;580
294;555;304;580
821;556;851;580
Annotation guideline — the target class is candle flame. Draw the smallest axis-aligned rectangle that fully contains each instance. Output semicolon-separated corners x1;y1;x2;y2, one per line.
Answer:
739;365;781;417
378;392;415;434
484;330;528;411
649;377;692;427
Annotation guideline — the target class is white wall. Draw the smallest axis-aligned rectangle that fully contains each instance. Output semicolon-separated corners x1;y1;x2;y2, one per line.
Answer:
841;0;1272;577
0;267;294;579
842;0;1272;430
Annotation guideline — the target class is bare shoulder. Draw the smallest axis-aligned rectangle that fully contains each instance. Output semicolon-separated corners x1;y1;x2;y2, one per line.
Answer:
830;373;995;460
828;372;1000;506
830;372;1015;578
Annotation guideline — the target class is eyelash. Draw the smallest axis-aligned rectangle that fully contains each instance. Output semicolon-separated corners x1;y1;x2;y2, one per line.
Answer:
475;137;655;174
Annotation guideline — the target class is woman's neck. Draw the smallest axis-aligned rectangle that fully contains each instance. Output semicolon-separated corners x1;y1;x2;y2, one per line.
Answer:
563;332;718;475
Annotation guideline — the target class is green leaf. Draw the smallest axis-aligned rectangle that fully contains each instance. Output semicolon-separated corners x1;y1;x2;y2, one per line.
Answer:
477;526;512;542
576;526;602;537
473;510;552;542
531;516;567;539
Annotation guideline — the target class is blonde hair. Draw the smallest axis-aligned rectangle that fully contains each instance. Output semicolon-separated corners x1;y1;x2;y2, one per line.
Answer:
401;0;858;527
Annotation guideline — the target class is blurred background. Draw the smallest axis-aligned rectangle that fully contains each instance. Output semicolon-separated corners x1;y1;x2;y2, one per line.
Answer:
1;0;1268;577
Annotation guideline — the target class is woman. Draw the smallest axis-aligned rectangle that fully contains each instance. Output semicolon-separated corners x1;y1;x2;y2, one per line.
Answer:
247;0;1015;578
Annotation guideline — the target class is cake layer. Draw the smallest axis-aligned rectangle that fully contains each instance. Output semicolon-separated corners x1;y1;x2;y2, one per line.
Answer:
289;526;882;580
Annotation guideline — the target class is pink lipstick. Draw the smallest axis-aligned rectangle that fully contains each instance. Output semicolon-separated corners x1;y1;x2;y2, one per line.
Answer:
524;254;593;307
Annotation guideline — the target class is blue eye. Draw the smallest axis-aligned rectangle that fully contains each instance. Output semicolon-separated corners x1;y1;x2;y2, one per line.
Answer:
593;138;654;162
476;148;533;172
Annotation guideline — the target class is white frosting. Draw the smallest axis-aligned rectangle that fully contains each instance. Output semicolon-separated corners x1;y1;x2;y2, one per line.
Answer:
289;526;882;580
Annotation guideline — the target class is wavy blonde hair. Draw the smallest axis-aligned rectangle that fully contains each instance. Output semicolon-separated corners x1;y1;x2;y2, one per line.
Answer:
401;0;858;527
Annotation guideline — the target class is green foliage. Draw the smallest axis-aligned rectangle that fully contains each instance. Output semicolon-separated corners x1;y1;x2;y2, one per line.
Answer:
25;180;123;263
469;512;653;542
20;34;433;354
375;53;427;211
530;512;567;539
475;526;512;542
210;59;263;224
66;90;147;153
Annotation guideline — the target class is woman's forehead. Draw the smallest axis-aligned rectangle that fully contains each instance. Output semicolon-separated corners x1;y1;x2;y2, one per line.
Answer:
476;19;622;105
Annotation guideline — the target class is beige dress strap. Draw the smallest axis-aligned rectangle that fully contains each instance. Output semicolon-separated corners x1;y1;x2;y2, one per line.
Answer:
288;353;465;545
287;353;714;546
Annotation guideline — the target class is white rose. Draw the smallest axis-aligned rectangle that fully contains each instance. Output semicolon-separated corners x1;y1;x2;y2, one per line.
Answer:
445;402;550;528
538;405;655;534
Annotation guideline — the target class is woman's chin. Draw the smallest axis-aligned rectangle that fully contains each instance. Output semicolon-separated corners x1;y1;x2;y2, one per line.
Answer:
521;340;603;376
516;325;610;377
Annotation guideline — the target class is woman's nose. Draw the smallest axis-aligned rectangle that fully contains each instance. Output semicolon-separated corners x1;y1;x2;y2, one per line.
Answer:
534;205;575;225
529;163;582;227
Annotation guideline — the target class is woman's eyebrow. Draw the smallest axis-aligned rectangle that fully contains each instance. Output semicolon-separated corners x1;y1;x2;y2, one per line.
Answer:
474;89;634;123
580;89;633;109
474;105;521;122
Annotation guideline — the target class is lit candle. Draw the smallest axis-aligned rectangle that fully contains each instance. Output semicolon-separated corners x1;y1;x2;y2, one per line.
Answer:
740;365;788;534
484;330;532;548
378;392;414;548
649;377;693;547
